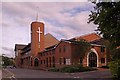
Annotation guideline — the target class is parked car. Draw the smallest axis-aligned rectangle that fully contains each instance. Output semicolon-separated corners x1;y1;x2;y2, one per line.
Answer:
7;66;16;69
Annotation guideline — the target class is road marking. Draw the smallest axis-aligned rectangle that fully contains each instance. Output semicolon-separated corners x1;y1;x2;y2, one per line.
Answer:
9;75;17;80
74;76;80;78
4;69;17;80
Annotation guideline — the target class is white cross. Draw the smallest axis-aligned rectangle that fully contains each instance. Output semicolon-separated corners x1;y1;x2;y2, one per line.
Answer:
36;27;42;42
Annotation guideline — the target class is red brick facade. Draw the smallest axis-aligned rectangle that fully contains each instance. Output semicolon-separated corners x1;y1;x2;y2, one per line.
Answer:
15;21;110;70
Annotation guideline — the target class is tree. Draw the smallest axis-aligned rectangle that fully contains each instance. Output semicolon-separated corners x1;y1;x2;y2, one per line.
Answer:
2;56;10;66
2;56;15;67
88;1;120;49
88;1;120;78
73;39;90;64
0;56;2;69
109;59;120;79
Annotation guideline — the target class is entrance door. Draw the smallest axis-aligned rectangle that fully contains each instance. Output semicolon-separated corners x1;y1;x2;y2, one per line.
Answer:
89;52;97;67
34;58;39;67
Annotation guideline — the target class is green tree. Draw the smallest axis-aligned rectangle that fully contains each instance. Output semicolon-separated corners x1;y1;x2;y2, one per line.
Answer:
109;60;120;79
73;39;90;64
88;1;120;78
2;56;15;67
2;56;10;66
0;56;2;69
88;1;120;49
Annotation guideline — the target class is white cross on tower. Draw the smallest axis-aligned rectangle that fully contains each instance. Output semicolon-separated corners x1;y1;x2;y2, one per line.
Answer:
36;27;42;42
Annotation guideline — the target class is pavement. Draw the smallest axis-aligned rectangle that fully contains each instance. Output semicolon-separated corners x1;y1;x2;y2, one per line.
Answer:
0;69;2;80
2;68;113;80
2;68;15;80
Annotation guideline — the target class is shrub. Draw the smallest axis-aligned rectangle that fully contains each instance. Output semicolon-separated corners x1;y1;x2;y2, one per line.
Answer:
101;66;109;69
75;64;84;72
60;66;79;73
83;67;97;72
109;60;120;79
49;67;59;72
59;64;97;73
49;64;97;73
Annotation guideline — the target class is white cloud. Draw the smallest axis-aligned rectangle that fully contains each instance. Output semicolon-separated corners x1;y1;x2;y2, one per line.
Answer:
2;2;97;57
2;0;88;2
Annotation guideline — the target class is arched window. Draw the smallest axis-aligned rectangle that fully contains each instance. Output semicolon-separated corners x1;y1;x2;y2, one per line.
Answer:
34;58;39;67
89;52;97;67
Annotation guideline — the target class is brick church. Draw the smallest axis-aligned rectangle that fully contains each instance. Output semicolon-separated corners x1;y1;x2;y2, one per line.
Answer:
14;21;110;70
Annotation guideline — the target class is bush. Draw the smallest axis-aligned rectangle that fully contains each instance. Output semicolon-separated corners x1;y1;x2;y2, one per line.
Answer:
60;66;79;73
101;66;109;69
49;67;59;72
59;64;97;73
109;60;120;79
49;64;97;73
74;64;84;72
83;67;97;72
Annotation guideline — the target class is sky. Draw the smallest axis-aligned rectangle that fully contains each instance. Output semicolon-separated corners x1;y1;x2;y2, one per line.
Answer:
1;1;98;58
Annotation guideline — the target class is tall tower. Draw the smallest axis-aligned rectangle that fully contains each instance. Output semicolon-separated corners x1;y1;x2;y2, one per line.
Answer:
31;22;44;57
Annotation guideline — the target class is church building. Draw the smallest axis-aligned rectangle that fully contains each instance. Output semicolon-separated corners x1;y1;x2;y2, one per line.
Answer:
14;21;110;70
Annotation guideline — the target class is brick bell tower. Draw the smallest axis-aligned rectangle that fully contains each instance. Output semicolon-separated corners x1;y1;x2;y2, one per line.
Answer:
31;21;44;57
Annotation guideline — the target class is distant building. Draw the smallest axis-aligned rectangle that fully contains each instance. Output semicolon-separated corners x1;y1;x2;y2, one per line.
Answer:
14;21;110;70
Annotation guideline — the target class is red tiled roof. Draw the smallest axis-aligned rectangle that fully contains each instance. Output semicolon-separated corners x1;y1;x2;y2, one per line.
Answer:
72;33;101;42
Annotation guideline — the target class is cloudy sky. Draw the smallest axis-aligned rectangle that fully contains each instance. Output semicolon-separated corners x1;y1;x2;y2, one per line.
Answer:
1;1;98;58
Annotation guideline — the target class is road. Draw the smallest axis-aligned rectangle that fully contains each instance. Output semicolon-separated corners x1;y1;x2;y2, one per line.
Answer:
2;68;112;80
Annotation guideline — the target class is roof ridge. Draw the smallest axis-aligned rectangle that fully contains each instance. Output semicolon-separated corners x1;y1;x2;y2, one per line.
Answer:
77;32;100;38
45;33;59;41
15;44;27;46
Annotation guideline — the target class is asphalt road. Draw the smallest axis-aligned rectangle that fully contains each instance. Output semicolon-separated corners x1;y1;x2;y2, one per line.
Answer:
3;68;112;80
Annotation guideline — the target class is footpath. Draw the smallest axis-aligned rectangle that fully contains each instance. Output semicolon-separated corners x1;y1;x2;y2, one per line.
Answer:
2;69;15;80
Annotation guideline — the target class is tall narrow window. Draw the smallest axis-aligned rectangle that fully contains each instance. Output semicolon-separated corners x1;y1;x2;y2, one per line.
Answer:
31;60;32;66
63;58;66;65
59;46;61;53
59;58;62;65
63;45;66;52
41;53;42;56
49;57;51;67
34;58;39;67
46;58;48;67
44;60;45;64
101;58;105;63
101;46;105;52
79;57;82;64
41;60;42;64
52;56;55;67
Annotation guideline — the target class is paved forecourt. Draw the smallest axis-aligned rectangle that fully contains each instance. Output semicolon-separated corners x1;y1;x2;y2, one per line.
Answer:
5;68;112;80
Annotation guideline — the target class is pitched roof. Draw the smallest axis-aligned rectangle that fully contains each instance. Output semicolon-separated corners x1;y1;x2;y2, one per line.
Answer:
44;33;59;48
71;33;101;42
21;33;59;51
14;44;26;51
